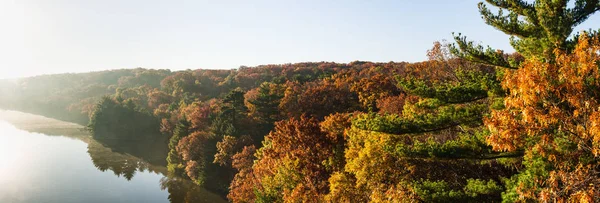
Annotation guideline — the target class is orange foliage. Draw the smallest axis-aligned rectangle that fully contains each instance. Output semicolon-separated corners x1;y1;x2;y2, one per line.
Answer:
228;146;259;203
214;135;252;167
147;89;173;109
280;80;361;119
229;116;343;202
350;73;401;110
180;101;212;131
486;35;600;201
376;94;418;115
176;131;213;183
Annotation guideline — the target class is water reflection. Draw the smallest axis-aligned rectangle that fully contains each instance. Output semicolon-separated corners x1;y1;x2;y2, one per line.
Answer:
87;139;225;202
0;110;226;203
160;176;227;203
87;140;161;181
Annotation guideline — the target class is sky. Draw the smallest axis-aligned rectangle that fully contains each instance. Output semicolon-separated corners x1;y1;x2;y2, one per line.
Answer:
0;0;599;79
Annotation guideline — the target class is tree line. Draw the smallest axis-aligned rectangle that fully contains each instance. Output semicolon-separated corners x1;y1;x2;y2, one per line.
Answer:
1;1;599;202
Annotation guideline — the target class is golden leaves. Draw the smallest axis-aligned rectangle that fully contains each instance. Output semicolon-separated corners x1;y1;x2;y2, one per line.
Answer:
486;35;600;201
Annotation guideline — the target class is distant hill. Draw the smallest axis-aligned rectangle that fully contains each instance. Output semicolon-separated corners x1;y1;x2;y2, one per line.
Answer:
0;62;405;124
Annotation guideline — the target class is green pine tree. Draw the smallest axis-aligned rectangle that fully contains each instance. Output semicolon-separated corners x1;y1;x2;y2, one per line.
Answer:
212;89;248;138
451;0;600;68
167;120;191;177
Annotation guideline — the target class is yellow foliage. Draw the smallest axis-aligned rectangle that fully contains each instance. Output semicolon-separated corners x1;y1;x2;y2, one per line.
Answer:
486;35;600;201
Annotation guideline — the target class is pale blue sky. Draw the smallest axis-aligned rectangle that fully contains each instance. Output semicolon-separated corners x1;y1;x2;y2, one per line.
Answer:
1;0;599;79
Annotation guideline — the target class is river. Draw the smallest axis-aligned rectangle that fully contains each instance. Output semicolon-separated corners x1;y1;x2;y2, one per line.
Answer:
0;110;226;203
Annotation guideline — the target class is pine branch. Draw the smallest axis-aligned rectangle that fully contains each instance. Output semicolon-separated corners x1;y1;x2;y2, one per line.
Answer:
450;33;519;69
484;0;536;18
572;0;600;26
478;2;537;38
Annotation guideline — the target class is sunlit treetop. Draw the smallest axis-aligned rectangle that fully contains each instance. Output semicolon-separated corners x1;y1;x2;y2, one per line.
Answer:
452;0;600;68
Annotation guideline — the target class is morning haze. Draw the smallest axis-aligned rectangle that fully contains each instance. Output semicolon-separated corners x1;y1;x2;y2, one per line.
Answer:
1;1;600;202
4;0;598;79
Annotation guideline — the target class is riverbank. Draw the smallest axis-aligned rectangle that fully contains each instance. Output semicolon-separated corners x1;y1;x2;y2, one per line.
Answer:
0;110;227;203
0;110;89;138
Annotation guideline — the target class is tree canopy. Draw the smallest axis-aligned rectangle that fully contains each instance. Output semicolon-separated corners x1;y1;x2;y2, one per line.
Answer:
0;1;598;202
452;0;600;68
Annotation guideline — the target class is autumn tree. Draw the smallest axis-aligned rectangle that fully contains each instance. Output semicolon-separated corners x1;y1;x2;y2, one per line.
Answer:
213;135;253;167
228;115;352;202
147;89;173;109
118;68;171;89
163;99;235;193
227;146;258;203
350;73;402;111
280;80;361;120
323;41;520;202
486;35;600;202
448;1;600;202
176;131;214;186
161;71;198;98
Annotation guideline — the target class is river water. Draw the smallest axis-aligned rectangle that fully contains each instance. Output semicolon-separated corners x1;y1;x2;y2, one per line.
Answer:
0;110;225;203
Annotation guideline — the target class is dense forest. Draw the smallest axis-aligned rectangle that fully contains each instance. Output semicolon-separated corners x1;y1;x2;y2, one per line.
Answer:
1;1;600;202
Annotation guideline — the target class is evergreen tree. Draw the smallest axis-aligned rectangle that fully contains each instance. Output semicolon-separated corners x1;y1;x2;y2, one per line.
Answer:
88;96;160;140
335;56;517;202
212;89;248;138
167;120;191;177
247;82;284;144
451;0;600;68
248;82;282;125
446;0;600;201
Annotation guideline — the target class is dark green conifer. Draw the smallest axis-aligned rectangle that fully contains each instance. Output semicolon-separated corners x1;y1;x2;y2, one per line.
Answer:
452;0;600;68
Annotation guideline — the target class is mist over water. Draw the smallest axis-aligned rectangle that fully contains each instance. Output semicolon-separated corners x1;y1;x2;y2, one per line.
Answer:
0;111;224;203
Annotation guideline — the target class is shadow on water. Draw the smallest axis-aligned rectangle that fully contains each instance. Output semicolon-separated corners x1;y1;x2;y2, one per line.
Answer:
93;137;170;167
87;139;166;180
0;110;226;203
160;176;228;203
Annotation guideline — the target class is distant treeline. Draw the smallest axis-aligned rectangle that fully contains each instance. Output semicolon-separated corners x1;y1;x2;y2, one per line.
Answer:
0;68;170;125
0;57;517;201
1;1;599;201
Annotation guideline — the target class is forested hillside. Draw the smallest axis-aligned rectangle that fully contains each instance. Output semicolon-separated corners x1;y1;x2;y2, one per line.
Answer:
0;68;172;124
1;1;599;202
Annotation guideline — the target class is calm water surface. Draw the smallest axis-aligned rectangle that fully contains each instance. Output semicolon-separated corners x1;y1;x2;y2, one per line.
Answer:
0;110;225;203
